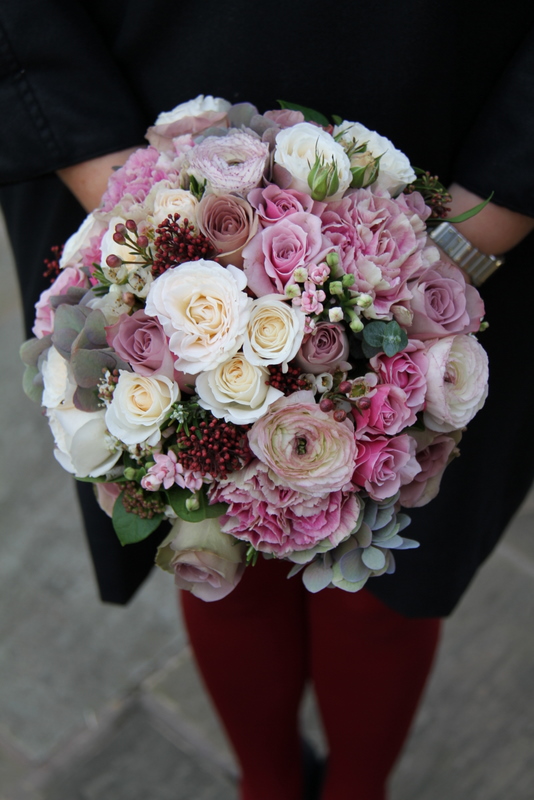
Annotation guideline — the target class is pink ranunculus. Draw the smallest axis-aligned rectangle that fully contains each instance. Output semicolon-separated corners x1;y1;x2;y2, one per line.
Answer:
263;109;305;128
370;340;428;412
186;131;269;195
248;185;314;225
100;146;180;213
247;390;357;496
197;193;258;268
400;429;461;507
295;322;350;375
352;384;416;437
210;460;361;555
243;212;328;296
95;482;122;518
424;334;489;432
33;266;88;338
407;261;485;339
353;434;421;501
105;310;176;380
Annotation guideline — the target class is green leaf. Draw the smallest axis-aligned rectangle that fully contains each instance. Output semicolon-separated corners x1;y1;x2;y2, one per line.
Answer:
22;365;43;403
112;493;164;545
382;321;408;357
446;192;494;223
331;114;343;125
165;485;228;522
277;100;329;127
362;320;387;348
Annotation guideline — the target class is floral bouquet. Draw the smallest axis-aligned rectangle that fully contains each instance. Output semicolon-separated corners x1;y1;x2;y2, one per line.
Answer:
21;95;489;601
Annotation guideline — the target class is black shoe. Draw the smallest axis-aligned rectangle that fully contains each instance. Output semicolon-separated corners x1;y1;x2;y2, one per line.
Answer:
301;738;326;800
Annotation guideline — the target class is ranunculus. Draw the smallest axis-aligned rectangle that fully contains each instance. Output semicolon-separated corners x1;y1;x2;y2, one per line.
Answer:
400;429;461;507
370;340;428;412
274;123;352;200
295;322;350;374
152;188;199;227
105;370;179;445
334;120;416;195
197;193;258;267
248;391;357;495
407;261;485;339
243;295;305;372
47;406;122;477
263;109;305;128
248;185;314;225
352;384;416;437
145;260;252;374
33;267;88;338
424;335;489;432
196;354;284;425
210;460;361;555
156;518;246;602
186;131;269;195
353;434;421;501
105;310;176;379
243;212;327;296
146;95;231;153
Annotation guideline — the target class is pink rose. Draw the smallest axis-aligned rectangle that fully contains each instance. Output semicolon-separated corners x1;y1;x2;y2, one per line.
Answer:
197;193;258;268
95;482;122;518
370;340;428;412
243;212;327;296
352;384;416;437
407;261;485;339
248;185;314;225
295;322;350;374
353;434;421;501
248;390;357;495
33;266;88;338
105;310;177;380
400;430;461;507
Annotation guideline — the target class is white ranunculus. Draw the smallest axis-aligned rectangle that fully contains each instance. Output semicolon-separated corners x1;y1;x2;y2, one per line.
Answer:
105;371;179;446
153;188;199;227
424;335;489;433
334;121;416;195
145;260;252;374
100;216;146;282
60;213;105;268
155;95;231;127
41;346;75;409
274;123;352;201
196;354;284;425
47;407;122;477
243;295;305;372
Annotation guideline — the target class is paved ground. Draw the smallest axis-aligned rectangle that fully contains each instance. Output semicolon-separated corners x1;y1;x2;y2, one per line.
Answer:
1;212;533;800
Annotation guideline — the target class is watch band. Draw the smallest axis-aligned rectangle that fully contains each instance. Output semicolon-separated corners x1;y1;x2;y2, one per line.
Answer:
429;221;504;287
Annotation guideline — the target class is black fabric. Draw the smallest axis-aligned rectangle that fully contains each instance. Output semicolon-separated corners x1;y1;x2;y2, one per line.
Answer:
1;1;533;612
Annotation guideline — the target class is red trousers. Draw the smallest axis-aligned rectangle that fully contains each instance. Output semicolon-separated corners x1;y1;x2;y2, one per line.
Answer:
181;557;441;800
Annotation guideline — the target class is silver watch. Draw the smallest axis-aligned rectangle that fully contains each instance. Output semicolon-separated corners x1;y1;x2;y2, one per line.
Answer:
429;221;504;287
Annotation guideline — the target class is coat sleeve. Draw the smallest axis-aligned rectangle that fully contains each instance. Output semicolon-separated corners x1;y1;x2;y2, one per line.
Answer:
0;0;147;184
452;27;534;217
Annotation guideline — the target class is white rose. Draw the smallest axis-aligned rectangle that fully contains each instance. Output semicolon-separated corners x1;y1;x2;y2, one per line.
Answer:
47;407;122;477
41;346;75;409
155;95;231;127
60;213;105;268
424;335;489;432
145;260;252;374
100;216;146;282
274;123;352;201
243;295;305;372
105;371;179;445
85;283;132;324
153;188;199;227
334;121;416;195
196;354;284;425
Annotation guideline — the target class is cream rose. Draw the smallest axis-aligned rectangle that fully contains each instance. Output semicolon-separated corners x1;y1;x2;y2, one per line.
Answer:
274;123;352;201
105;370;179;445
243;295;305;372
47;407;122;477
145;260;252;374
152;188;199;227
196;354;284;425
41;346;74;409
154;95;231;127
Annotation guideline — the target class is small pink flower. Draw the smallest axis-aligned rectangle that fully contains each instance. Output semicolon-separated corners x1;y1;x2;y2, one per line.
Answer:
307;263;331;285
142;451;182;491
296;282;326;314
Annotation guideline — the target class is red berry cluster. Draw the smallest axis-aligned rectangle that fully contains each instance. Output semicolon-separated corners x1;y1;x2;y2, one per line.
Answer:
266;364;308;396
175;418;253;479
43;244;64;283
152;213;215;276
122;481;166;518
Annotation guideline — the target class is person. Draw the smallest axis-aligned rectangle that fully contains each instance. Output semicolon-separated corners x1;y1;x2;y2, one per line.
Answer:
1;4;533;798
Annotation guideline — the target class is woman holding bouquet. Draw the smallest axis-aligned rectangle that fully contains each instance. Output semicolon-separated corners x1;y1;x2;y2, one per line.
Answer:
1;3;534;798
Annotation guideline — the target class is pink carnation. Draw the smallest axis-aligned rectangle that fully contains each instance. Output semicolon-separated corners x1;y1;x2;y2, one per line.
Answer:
100;147;180;213
33;266;88;338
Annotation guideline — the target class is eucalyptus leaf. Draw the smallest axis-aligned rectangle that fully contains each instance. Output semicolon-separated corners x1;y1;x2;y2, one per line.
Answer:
362;320;387;348
112;494;164;545
71;349;116;388
277;100;329;127
302;560;334;593
339;549;371;582
84;309;109;347
20;335;52;367
382;321;408;357
22;365;43;403
53;304;87;336
393;537;420;550
73;385;101;412
361;546;386;571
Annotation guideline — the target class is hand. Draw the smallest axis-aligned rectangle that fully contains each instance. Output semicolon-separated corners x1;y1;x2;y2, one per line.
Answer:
447;183;534;256
56;146;141;212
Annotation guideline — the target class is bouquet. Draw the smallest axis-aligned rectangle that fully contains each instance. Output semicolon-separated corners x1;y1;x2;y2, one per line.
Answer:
21;95;489;601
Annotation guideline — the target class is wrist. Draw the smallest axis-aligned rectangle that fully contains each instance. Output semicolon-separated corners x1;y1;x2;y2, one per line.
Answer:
57;146;141;212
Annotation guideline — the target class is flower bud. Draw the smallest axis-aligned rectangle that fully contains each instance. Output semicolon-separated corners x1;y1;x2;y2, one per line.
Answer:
338;380;352;394
333;409;347;422
329;281;344;296
349;151;380;189
137;235;149;249
355;293;373;309
293;267;308;283
326;252;339;268
125;219;137;232
113;231;126;244
319;397;334;412
342;274;355;288
308;154;341;201
328;307;344;322
124;467;137;480
106;254;123;268
185;493;201;512
285;284;301;299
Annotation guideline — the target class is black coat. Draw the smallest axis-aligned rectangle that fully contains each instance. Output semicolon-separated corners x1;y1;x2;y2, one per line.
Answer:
1;1;533;615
